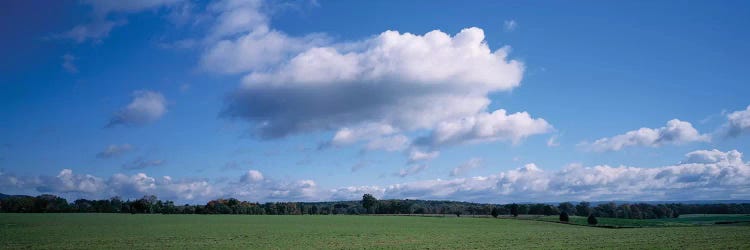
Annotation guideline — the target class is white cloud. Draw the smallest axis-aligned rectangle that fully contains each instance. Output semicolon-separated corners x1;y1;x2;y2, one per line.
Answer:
122;158;166;170
365;135;410;152
59;0;184;43
330;123;396;145
84;0;186;15
108;90;167;127
408;149;440;163
504;20;517;32
108;173;216;201
36;169;107;194
584;119;710;152
370;149;750;202
723;105;750;138
450;158;482;177
59;20;126;43
329;186;385;201
206;0;267;39
201;27;318;74
179;83;191;92
240;170;264;183
196;1;550;158
200;0;328;74
266;179;319;201
416;109;553;147
397;164;429;177
350;161;368;172
682;149;742;164
96;144;134;158
220;27;531;141
547;135;560;147
16;169;216;202
0;171;29;190
62;54;78;73
10;149;750;203
226;173;322;201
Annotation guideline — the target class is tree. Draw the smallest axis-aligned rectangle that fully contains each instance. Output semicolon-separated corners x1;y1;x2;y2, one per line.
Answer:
575;202;591;216
587;214;598;225
361;194;378;214
491;207;499;218
559;212;569;222
510;203;519;217
542;205;559;215
557;202;576;215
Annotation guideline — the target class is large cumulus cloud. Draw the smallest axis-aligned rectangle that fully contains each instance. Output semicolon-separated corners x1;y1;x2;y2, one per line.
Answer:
195;1;549;149
221;27;530;140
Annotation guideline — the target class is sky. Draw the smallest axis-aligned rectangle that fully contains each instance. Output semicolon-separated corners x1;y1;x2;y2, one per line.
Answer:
1;0;749;204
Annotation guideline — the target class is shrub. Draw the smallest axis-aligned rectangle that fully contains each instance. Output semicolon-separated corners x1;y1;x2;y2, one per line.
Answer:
587;214;598;225
559;212;569;222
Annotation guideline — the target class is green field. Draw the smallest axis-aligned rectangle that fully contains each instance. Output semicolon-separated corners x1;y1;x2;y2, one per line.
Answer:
2;214;750;249
532;214;750;228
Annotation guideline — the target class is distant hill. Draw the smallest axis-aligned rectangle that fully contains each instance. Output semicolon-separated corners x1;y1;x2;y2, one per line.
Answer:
586;200;750;205
0;192;749;206
0;193;34;199
510;200;750;206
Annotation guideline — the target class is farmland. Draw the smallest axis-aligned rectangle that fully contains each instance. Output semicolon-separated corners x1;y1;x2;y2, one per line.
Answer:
2;214;749;249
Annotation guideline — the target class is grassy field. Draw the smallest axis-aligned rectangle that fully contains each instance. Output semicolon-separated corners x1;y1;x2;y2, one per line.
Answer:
2;214;750;249
532;214;750;228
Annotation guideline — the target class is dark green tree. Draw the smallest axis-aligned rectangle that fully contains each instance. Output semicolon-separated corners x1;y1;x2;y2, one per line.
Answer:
559;211;569;222
575;202;591;216
510;203;519;217
557;202;576;215
491;207;499;218
587;214;598;225
361;194;378;214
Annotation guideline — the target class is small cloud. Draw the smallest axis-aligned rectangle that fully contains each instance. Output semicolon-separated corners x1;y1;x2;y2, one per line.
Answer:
296;157;312;166
62;53;78;73
240;170;264;183
682;149;742;165
122;158;166;170
351;161;368;172
96;144;133;159
397;164;428;177
179;83;191;92
55;0;183;43
107;90;167;127
220;161;250;171
450;158;482;177
415;109;552;147
504;20;518;32
407;149;439;163
56;19;126;44
547;135;560;147
721;105;750;138
581;119;710;152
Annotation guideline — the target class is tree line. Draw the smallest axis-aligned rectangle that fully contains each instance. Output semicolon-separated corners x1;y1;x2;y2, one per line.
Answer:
2;193;750;219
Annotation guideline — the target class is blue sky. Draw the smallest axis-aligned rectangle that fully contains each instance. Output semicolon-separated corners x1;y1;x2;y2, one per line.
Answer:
1;0;749;204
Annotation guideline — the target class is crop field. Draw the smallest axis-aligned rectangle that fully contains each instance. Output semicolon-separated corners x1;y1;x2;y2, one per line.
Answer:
2;214;750;249
532;214;750;228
